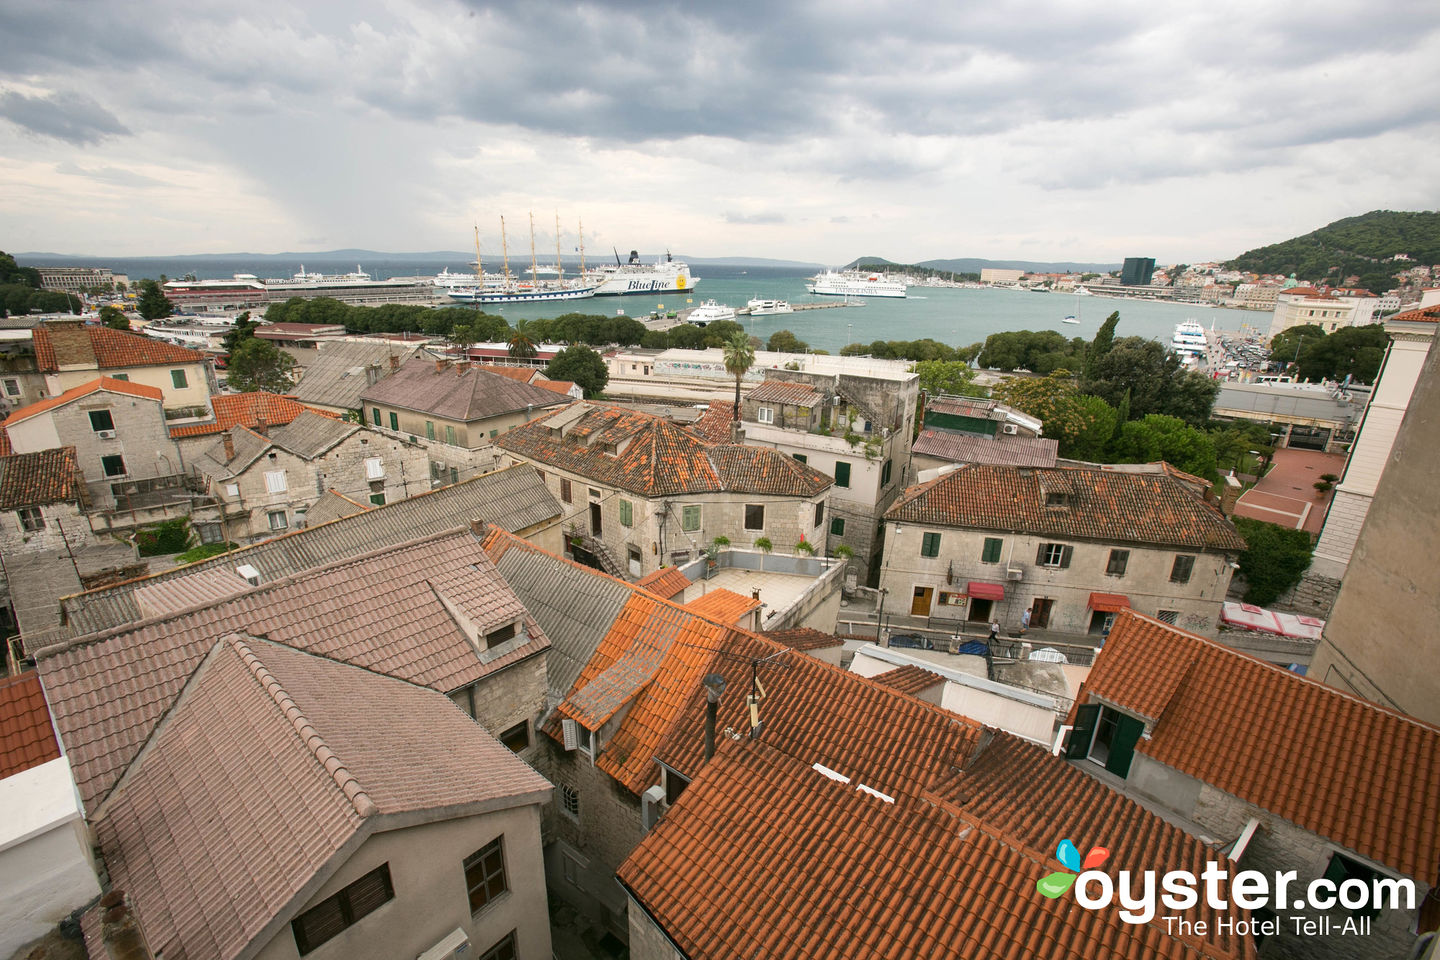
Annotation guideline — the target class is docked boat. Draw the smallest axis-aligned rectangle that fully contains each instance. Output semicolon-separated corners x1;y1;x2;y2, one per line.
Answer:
807;269;907;299
1061;315;1079;324
1172;320;1208;360
446;216;597;305
163;268;432;313
685;299;736;326
587;250;699;296
746;298;793;316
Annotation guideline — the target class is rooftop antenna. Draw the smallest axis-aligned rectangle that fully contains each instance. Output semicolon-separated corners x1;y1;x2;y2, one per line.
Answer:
578;217;587;278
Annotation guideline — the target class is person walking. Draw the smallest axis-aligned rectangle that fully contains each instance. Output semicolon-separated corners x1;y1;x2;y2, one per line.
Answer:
989;620;1000;642
1021;608;1031;635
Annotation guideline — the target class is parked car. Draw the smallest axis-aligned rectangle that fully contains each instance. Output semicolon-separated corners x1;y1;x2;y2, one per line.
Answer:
887;633;934;650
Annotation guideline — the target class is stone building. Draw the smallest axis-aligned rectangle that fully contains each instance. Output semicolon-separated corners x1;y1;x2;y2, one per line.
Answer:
496;403;833;580
361;357;568;482
1069;611;1439;960
881;463;1246;637
290;340;424;416
31;321;216;416
194;411;430;540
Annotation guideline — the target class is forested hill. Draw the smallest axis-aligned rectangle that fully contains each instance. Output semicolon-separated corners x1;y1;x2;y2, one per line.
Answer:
1226;210;1440;289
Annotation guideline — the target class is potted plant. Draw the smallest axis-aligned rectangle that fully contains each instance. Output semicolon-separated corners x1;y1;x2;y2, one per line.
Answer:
794;537;816;556
704;536;729;579
754;536;773;571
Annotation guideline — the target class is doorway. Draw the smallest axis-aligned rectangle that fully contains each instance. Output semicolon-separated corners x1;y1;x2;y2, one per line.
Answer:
910;586;933;617
590;501;602;536
1088;611;1115;636
967;598;993;623
628;546;642;578
1030;598;1054;629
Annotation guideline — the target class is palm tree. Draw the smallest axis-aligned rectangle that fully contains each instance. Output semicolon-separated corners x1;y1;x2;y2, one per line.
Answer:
508;321;538;360
723;331;755;425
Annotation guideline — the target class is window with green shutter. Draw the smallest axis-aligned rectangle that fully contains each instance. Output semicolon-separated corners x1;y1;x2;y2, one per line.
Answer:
830;517;845;536
681;505;701;531
921;532;941;557
834;461;851;488
881;459;892;485
389;411;399;430
981;537;1002;563
170;369;188;389
372;408;381;426
426;421;435;440
619;500;633;527
445;425;456;444
793;453;807;464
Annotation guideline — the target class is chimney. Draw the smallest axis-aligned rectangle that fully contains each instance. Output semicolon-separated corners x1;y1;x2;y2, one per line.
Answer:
436;358;447;373
222;430;235;461
389;353;400;371
100;890;155;960
254;415;268;436
365;363;381;386
469;518;490;538
456;359;470;375
702;673;726;761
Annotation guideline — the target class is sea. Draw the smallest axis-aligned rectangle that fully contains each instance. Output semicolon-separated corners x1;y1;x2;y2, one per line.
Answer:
60;256;1274;353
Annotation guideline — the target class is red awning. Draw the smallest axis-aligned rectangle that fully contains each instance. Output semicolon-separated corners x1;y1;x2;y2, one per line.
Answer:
967;581;1005;601
1088;592;1131;613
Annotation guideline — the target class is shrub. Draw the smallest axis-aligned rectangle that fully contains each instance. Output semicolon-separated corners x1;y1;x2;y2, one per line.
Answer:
175;541;238;564
135;518;192;556
1233;517;1314;606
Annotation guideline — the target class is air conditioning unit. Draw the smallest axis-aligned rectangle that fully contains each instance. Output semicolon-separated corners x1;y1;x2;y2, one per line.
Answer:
642;784;667;832
1001;423;1019;435
97;430;117;439
417;927;471;960
236;563;261;587
1006;566;1025;581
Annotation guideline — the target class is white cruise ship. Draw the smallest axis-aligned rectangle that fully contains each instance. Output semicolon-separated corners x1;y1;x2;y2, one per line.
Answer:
746;298;793;316
587;250;699;296
807;269;907;298
1172;320;1208;361
685;299;736;326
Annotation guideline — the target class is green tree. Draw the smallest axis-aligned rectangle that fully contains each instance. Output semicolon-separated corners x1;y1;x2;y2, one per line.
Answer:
1063;394;1119;461
545;345;609;398
723;331;755;423
1112;415;1218;479
666;324;709;349
702;319;746;348
1233;517;1313;605
1269;325;1326;369
1084;337;1218;426
221;312;258;354
99;305;129;329
136;279;175;321
226;337;297;393
991;370;1114;457
1084;311;1121;378
1296;325;1389;384
0;251;41;289
767;329;809;353
508;324;538;360
913;359;985;398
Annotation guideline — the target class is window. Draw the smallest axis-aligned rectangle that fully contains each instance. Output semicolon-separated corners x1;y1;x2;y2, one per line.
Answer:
224;482;240;497
290;863;394;955
17;507;44;532
364;457;384;480
920;532;942;558
619;499;633;527
1106;549;1130;576
1046;492;1069;508
881;459;893;486
744;504;765;531
560;478;572;503
368;493;385;506
792;453;807;464
2;379;19;397
758;406;774;424
389;411;399;431
834;461;851;488
477;931;518;960
101;454;126;478
196;522;223;544
1156;609;1179;625
490;429;499;438
576;724;593;754
445;425;456;444
88;409;115;432
814;502;824;527
425;420;435;440
465;839;508;914
485;622;518;649
1322;854;1386;920
450;467;459;484
1037;543;1072;567
268;510;288;531
560;783;581;821
110;373;128;381
371;407;381;426
265;470;287;493
170;369;188;389
830;517;845;536
1171;555;1195;584
499;721;530;753
680;505;702;531
981;537;1003;563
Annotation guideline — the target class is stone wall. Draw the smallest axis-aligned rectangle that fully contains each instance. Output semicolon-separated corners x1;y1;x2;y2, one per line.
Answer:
471;652;548;765
626;895;685;960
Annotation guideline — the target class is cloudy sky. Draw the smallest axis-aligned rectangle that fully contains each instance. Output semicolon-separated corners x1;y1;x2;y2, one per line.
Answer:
3;0;1438;265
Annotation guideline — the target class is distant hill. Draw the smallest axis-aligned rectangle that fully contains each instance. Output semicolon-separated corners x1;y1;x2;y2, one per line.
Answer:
1226;210;1440;288
847;256;1120;274
17;250;823;270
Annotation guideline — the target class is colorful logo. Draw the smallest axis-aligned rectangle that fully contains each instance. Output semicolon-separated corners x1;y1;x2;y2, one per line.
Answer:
1037;839;1109;899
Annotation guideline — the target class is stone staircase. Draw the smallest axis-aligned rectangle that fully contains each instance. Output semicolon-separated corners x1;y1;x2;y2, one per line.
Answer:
576;535;631;582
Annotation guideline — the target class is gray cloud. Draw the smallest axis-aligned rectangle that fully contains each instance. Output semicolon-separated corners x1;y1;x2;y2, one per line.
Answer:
54;161;161;187
724;211;785;225
0;89;129;144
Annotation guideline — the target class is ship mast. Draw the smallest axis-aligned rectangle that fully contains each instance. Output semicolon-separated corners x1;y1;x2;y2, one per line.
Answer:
473;225;483;283
529;211;539;289
500;216;511;285
578;217;586;278
555;210;564;285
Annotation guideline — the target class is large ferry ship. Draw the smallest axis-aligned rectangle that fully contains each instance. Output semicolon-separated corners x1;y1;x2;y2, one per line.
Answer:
807;269;907;299
1172;320;1208;361
587;250;698;296
163;267;433;313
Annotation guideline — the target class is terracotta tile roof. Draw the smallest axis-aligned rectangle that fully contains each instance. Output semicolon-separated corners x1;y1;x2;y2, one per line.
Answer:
683;587;761;626
95;635;550;960
479;364;540;383
872;663;943;696
535;378;578;395
0;671;62;779
169;392;340;438
4;377;163;425
1391;304;1440;323
33;323;207;371
887;464;1247;552
763;626;845;653
497;403;831;499
635;566;691;601
687;401;736;444
1075;610;1440;880
748;379;826;407
0;445;84;510
0;428;10;456
359;357;567;422
912;429;1059;467
37;529;549;811
621;733;1251;960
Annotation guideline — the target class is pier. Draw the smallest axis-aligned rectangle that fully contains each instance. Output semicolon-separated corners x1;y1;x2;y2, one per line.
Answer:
737;301;861;316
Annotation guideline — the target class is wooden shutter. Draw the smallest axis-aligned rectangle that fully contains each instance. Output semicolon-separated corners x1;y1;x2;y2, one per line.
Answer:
1066;704;1100;759
1036;543;1048;565
1060;546;1074;568
562;718;579;751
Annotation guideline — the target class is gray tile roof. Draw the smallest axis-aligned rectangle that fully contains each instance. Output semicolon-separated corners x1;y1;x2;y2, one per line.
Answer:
361;357;567;422
292;340;424;411
37;529;549;811
303;489;368;526
57;463;562;636
269;410;359;459
912;430;1059;467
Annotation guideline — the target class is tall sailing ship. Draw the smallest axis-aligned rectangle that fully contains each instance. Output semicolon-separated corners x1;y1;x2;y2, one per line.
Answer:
446;214;598;305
